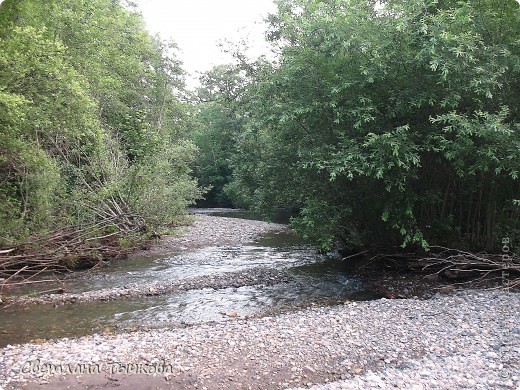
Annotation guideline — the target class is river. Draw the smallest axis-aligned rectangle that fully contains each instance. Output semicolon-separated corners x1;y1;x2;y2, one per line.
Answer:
0;210;377;347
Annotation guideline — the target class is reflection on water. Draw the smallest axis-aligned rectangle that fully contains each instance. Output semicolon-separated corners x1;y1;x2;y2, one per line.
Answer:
0;224;372;347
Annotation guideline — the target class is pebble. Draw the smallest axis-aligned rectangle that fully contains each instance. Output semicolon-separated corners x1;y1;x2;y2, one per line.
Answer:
133;212;288;257
1;212;518;389
0;291;517;389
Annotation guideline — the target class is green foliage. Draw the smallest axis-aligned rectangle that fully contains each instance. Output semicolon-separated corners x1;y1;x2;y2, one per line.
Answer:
220;0;520;251
290;199;340;251
124;140;203;225
0;0;202;246
191;65;247;207
0;22;97;243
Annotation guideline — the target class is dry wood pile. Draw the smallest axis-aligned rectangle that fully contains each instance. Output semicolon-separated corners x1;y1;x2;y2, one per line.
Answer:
0;214;148;291
366;246;520;289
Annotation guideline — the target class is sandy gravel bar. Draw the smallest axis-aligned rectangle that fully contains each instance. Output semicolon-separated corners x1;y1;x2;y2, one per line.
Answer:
0;290;518;389
5;268;294;307
132;214;288;257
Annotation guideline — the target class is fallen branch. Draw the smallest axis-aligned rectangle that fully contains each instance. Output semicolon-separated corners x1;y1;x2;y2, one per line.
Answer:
0;211;149;291
359;246;520;290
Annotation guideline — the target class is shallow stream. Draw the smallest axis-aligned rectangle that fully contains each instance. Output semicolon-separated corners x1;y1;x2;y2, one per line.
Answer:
0;211;374;346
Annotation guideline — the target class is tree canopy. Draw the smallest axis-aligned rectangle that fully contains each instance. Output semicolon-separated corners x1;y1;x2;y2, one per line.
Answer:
198;0;520;251
1;0;518;258
0;0;201;246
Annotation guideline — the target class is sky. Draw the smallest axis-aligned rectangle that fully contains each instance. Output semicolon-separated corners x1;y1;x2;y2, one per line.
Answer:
133;0;277;87
0;0;276;88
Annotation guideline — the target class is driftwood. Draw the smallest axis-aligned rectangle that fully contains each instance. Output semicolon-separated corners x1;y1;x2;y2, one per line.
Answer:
0;212;148;293
360;246;520;289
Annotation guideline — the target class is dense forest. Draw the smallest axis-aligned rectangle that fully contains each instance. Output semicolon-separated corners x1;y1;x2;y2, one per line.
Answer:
0;0;202;264
0;0;519;278
194;0;520;253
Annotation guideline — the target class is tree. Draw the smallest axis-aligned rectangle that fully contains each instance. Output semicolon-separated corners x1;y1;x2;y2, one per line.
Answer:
0;0;202;248
0;22;100;242
191;65;248;207
225;0;520;251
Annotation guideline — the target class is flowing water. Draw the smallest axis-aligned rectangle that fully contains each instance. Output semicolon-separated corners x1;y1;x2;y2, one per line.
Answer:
0;210;376;347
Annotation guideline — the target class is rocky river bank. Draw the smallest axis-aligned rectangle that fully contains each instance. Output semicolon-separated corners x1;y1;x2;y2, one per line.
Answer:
0;291;518;389
0;211;518;389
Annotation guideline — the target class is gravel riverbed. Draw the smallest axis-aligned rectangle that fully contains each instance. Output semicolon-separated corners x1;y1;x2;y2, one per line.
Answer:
131;213;288;257
0;212;518;389
5;268;294;306
3;213;289;307
0;291;518;389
